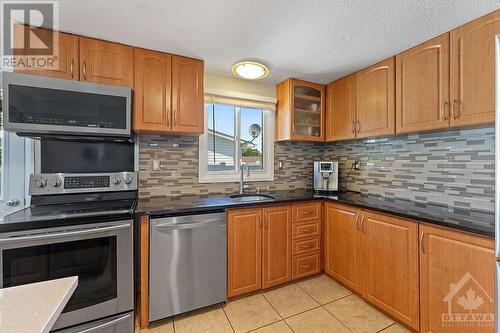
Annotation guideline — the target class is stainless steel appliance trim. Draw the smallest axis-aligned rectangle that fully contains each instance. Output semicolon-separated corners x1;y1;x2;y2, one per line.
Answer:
153;218;224;230
2;72;132;137
70;313;132;333
495;34;500;259
0;222;131;244
54;311;134;333
149;212;227;321
0;219;134;331
29;172;138;195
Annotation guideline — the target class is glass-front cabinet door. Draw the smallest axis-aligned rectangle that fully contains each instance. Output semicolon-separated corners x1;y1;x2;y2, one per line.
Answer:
276;78;325;142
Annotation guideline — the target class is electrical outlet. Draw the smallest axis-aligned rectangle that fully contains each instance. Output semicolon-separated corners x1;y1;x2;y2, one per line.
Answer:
353;160;360;170
152;159;161;171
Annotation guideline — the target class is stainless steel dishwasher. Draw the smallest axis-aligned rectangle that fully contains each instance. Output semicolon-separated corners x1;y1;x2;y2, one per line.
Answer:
149;211;227;321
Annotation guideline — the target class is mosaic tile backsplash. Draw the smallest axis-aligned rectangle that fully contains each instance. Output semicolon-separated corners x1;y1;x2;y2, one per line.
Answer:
324;126;495;211
138;135;323;198
139;126;495;212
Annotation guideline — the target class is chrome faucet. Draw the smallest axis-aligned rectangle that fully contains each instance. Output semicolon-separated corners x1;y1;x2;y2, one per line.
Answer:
239;162;250;194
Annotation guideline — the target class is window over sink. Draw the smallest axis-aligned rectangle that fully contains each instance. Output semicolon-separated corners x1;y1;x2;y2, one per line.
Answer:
199;96;275;183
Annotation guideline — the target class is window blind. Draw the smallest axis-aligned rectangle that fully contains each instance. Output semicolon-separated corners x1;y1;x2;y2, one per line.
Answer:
204;94;276;111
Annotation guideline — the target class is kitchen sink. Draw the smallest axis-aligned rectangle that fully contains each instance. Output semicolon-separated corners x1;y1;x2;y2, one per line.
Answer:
229;193;277;201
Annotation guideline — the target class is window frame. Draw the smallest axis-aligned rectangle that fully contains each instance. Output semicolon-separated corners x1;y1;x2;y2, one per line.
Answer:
199;103;274;183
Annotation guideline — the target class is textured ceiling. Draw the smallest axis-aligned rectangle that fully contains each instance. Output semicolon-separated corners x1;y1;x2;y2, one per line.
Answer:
57;0;499;84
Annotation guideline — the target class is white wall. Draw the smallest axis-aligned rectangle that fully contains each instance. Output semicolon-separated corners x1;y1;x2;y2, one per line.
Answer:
204;72;276;103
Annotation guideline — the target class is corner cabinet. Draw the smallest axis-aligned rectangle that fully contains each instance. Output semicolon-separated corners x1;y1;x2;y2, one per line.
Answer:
325;74;356;141
419;224;495;333
396;34;450;134
324;202;362;292
355;57;396;139
449;9;500;127
276;79;325;142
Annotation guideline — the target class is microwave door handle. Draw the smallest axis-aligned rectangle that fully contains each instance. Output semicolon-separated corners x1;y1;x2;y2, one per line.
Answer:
0;222;131;244
154;219;223;230
73;313;133;333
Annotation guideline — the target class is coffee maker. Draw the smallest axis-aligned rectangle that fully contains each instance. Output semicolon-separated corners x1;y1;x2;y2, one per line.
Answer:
313;161;339;194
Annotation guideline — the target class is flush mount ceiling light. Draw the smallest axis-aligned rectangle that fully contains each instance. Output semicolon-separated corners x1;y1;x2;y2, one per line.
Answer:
231;61;269;80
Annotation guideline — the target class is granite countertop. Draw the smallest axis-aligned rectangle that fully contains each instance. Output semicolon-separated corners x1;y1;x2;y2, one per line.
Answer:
137;190;495;238
0;276;78;333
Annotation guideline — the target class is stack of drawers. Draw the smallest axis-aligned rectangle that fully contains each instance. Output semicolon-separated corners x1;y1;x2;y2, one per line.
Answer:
291;202;322;279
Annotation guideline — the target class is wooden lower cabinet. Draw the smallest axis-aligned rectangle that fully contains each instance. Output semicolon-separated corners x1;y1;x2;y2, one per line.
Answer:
362;211;420;331
227;208;262;298
262;206;292;289
324;202;362;292
420;224;495;333
228;203;319;298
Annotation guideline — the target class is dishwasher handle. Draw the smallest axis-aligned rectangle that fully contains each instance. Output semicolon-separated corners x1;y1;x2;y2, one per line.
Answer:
153;218;225;230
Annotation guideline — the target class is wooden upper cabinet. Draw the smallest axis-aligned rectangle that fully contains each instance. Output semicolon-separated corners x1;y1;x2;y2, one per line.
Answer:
324;202;362;292
450;10;500;127
361;211;419;331
355;57;395;139
227;208;262;298
396;34;450;134
420;224;494;333
13;26;79;80
134;49;172;133
262;206;292;289
171;56;204;134
276;78;325;142
325;74;356;141
79;37;133;88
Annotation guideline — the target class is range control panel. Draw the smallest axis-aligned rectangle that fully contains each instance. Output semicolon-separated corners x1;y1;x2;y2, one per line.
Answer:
64;176;110;189
29;172;137;195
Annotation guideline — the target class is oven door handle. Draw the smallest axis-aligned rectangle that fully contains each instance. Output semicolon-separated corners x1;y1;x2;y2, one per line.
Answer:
72;313;132;333
0;222;131;244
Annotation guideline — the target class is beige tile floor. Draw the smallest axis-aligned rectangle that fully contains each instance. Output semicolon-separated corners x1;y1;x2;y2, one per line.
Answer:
137;274;412;333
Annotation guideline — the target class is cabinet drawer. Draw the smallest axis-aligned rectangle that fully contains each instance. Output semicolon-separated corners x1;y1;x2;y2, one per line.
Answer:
292;202;321;222
293;253;321;279
293;237;320;256
292;221;320;240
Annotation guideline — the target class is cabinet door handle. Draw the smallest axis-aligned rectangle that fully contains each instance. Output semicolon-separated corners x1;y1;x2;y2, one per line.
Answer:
442;101;448;121
299;244;313;249
82;60;87;80
301;210;313;216
356;120;361;133
70;59;74;78
300;228;313;234
292;124;296;135
173;109;177;127
360;216;365;232
300;264;312;269
419;232;425;253
351;120;355;134
264;216;268;229
451;100;458;120
355;215;361;231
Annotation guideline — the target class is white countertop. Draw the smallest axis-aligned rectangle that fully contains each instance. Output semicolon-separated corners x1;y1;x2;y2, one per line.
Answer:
0;276;78;333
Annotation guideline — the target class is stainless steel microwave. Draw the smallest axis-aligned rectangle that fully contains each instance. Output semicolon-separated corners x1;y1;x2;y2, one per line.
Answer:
2;72;132;138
